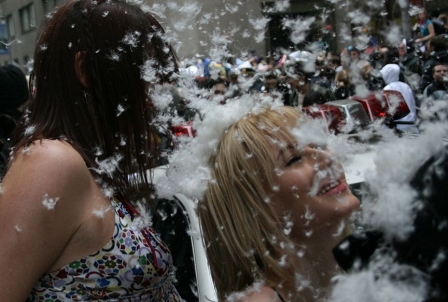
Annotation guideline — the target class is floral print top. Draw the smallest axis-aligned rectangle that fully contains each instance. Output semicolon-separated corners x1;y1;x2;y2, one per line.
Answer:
27;198;182;302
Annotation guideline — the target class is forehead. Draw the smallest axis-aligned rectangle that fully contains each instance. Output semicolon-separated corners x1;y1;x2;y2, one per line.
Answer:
214;83;226;90
259;119;298;146
261;131;297;164
434;64;448;70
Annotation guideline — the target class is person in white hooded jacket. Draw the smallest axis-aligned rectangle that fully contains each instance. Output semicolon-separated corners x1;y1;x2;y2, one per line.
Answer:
380;63;418;133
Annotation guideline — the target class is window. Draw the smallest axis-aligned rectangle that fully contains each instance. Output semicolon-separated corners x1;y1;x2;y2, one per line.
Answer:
0;20;7;55
5;15;15;38
19;4;36;33
42;0;65;14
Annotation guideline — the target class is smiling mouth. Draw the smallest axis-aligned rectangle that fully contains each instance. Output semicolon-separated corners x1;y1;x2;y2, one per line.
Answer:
318;180;344;195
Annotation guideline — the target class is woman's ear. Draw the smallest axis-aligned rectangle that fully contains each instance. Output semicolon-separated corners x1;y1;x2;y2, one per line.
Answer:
75;51;88;88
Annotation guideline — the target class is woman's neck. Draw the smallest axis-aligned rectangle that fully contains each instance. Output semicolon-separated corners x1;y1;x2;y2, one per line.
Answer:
283;226;344;301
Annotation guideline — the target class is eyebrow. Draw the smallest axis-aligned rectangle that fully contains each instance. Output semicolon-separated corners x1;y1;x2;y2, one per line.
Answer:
276;144;297;161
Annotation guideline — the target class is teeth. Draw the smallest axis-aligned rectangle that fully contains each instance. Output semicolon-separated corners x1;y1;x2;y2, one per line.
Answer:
318;181;339;195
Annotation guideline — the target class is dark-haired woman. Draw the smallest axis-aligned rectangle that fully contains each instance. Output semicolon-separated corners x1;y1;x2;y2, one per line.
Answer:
0;0;182;301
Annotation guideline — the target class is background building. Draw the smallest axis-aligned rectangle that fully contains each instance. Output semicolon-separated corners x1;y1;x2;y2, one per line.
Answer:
0;0;447;73
0;0;66;71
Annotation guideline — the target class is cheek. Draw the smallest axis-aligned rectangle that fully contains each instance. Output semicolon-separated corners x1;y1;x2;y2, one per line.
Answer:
311;188;360;223
283;167;314;192
270;169;314;215
273;173;359;233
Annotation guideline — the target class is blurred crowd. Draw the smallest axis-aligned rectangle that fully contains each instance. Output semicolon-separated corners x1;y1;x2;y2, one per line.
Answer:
172;7;448;124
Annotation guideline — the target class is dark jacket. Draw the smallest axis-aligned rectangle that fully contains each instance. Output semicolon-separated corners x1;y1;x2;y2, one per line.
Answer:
400;53;422;76
420;50;448;93
424;80;448;99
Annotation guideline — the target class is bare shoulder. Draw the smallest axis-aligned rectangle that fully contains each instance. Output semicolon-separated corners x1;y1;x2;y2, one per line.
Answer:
0;139;95;300
10;139;86;171
1;139;95;226
236;285;283;302
5;139;91;192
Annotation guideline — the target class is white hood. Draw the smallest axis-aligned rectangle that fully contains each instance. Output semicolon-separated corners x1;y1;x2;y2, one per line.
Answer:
380;64;400;85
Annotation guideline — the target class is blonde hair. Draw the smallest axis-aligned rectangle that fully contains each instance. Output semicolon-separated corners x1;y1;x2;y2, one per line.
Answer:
335;69;351;87
198;106;302;301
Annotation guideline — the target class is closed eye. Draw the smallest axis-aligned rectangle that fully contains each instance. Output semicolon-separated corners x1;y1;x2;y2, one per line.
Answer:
286;156;302;167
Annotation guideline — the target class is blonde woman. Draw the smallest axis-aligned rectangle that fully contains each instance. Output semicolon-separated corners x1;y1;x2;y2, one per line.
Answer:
198;106;360;301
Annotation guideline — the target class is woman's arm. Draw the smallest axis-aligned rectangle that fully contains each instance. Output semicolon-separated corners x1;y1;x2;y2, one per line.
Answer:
0;140;92;301
416;23;435;43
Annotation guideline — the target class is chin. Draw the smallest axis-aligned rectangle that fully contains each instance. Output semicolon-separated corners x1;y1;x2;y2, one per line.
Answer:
335;191;361;217
319;192;361;229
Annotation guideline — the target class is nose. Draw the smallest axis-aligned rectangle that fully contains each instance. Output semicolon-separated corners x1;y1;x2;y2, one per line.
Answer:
311;146;345;179
305;146;335;171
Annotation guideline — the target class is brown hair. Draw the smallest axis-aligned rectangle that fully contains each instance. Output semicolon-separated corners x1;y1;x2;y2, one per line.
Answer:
12;0;177;199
